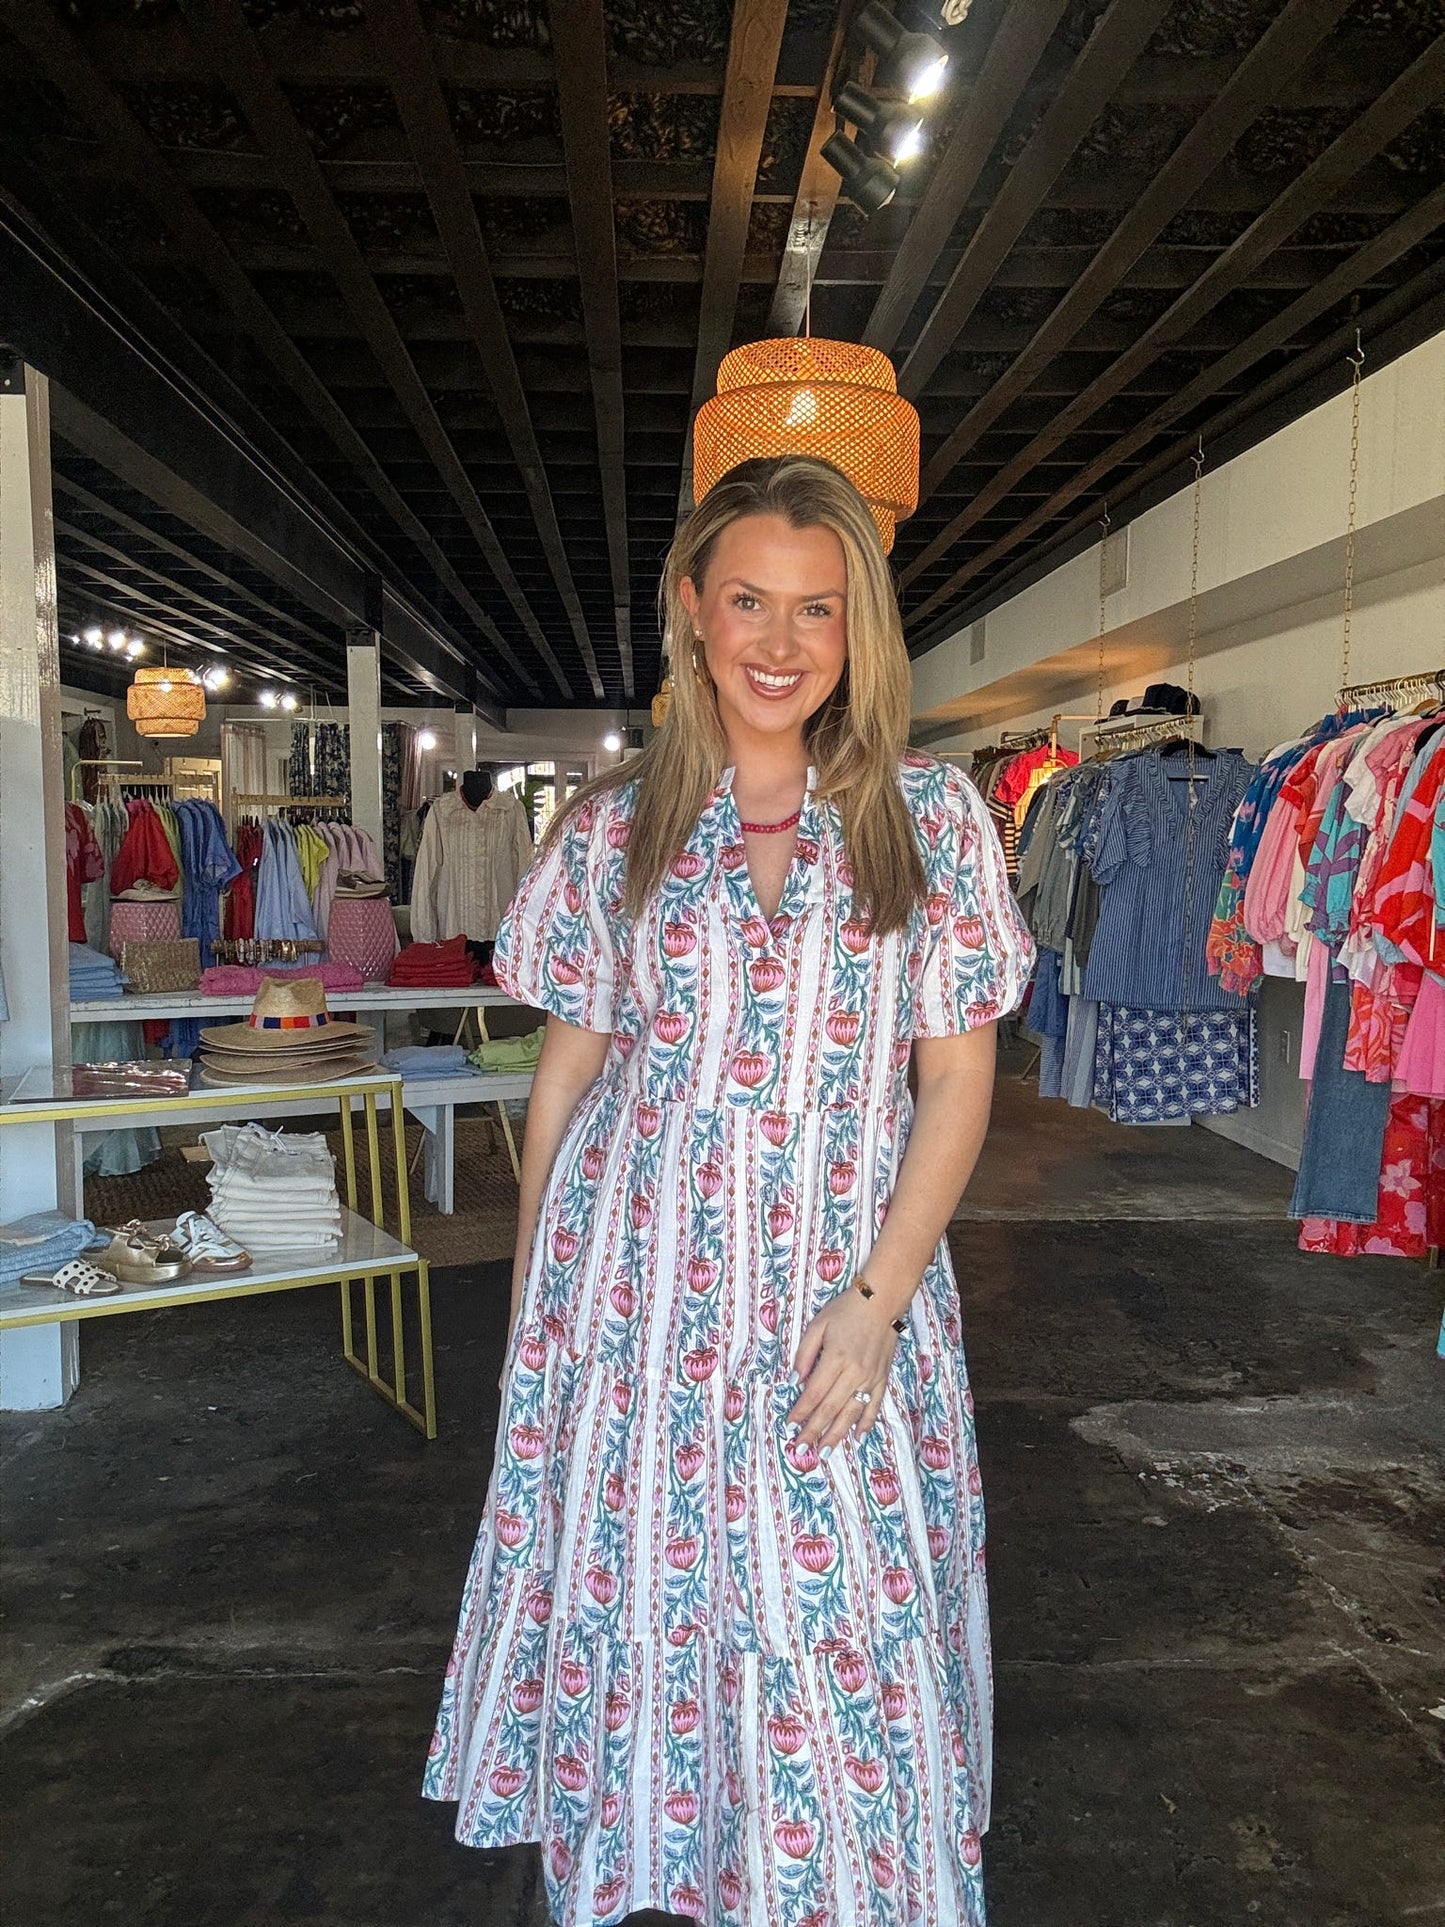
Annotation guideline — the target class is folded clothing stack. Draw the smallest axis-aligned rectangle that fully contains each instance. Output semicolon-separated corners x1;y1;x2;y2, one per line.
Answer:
0;1210;102;1287
69;943;127;1001
200;1122;343;1253
388;936;480;988
197;962;365;996
468;1026;545;1073
379;1044;471;1082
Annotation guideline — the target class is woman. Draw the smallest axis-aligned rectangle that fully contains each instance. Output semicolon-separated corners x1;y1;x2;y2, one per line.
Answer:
424;455;1033;1926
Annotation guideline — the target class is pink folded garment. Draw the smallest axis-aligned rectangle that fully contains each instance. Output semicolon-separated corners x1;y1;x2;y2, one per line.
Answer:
197;962;367;996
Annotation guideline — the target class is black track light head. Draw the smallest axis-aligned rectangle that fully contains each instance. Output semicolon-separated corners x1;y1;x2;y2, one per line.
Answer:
820;128;901;214
833;79;926;166
854;0;949;101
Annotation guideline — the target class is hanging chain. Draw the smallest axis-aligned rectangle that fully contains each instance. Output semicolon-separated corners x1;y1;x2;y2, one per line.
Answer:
1338;331;1365;703
802;199;815;340
1181;442;1204;1024
1096;504;1110;723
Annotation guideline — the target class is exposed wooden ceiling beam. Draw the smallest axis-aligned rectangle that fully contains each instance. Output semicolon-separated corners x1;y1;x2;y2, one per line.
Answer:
551;0;635;702
179;0;570;698
898;33;1445;590
912;0;1355;505
54;515;345;690
863;0;1070;355
366;0;603;700
902;177;1445;628
766;0;853;337
2;0;517;694
898;0;1174;400
677;0;792;519
53;473;338;654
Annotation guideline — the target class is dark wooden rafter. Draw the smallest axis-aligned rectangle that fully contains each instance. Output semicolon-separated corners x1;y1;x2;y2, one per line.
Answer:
898;0;1176;400
53;473;337;656
0;0;520;693
54;515;344;689
863;0;1071;354
913;0;1357;507
178;0;571;698
766;0;855;337
900;32;1445;598
550;0;635;702
677;0;793;519
906;177;1445;628
365;0;603;701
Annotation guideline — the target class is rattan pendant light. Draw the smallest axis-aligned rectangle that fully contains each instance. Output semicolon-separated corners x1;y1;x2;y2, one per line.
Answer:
692;335;920;553
127;664;206;738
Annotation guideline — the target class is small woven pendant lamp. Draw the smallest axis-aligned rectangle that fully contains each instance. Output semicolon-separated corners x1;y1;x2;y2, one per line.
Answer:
692;335;920;553
126;664;206;738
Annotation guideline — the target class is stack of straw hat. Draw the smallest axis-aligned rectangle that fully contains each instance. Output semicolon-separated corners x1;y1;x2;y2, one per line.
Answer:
198;977;377;1086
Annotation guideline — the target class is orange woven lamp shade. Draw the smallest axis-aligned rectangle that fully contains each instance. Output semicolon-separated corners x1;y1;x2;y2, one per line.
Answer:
692;337;920;552
126;665;206;738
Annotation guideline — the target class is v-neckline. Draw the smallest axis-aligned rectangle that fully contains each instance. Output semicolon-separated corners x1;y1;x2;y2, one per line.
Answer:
717;764;818;940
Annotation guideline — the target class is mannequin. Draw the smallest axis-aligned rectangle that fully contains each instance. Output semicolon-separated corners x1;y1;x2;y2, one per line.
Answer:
460;766;494;810
409;765;533;950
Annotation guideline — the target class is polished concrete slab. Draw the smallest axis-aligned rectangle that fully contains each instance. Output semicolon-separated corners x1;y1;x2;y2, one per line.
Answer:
2;1103;1441;1926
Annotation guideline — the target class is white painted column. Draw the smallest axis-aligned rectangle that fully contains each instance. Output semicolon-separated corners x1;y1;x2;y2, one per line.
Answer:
346;631;385;857
0;365;80;1409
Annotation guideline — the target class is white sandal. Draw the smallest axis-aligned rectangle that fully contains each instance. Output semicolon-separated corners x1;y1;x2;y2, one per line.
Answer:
171;1212;251;1273
20;1258;123;1297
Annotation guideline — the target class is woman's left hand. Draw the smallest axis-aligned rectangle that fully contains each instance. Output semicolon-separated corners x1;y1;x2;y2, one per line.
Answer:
787;1291;898;1452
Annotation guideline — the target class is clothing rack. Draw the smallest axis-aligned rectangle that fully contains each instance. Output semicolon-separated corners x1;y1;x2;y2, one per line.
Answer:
1081;713;1208;760
998;716;1061;754
1338;668;1445;709
231;792;350;815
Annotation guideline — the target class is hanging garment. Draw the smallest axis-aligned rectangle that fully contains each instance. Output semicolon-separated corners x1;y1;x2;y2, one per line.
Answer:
252;821;320;942
176;800;241;972
110;798;180;898
65;803;104;943
225;820;263;941
424;757;1032;1927
1093;1005;1258;1126
409;787;534;945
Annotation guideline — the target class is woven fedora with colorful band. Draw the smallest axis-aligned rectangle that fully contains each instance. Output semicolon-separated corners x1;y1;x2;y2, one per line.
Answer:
199;975;370;1053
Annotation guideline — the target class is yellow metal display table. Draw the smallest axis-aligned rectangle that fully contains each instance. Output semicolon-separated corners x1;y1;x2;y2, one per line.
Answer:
0;1068;435;1439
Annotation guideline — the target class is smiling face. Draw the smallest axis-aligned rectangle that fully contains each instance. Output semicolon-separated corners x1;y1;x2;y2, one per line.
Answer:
679;513;849;760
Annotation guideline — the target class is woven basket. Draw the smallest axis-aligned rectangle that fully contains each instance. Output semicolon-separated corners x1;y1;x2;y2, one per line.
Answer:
120;938;201;993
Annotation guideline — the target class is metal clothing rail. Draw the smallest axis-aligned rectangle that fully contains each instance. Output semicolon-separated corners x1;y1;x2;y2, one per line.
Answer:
1338;668;1445;709
1082;713;1208;760
230;793;350;809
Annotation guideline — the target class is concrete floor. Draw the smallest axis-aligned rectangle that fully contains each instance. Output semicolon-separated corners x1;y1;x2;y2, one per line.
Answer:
3;1082;1443;1926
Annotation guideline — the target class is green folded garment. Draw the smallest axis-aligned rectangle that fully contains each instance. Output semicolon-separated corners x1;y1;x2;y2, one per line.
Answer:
467;1026;545;1072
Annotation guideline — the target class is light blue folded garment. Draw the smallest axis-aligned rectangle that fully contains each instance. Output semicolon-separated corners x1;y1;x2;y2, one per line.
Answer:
381;1045;469;1074
0;1210;102;1286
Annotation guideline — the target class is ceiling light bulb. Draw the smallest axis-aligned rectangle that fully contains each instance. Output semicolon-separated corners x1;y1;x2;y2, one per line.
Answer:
833;81;926;168
602;730;623;752
891;120;926;164
83;625;102;646
279;692;298;712
107;629;127;651
854;2;949;102
126;639;145;658
784;387;819;428
258;689;278;709
203;665;229;689
417;728;437;752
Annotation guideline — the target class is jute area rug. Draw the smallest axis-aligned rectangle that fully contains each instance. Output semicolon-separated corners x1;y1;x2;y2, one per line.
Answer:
83;1116;522;1270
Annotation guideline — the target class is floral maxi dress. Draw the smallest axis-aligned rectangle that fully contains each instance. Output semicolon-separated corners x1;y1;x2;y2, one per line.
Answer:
424;753;1033;1927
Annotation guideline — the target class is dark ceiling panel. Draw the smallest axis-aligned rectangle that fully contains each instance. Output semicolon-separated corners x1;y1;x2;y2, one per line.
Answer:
0;0;1440;707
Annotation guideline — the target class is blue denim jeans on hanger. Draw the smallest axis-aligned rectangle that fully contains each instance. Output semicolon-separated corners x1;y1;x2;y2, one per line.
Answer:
1289;967;1392;1222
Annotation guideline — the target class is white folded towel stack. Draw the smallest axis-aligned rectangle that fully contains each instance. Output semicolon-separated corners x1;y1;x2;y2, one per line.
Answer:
201;1122;344;1253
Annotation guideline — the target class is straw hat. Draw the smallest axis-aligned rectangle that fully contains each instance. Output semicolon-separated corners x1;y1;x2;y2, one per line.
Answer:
199;976;371;1054
198;1055;378;1088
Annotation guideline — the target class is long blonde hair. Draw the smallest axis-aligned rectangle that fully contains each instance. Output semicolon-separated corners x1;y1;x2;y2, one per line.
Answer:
549;454;926;934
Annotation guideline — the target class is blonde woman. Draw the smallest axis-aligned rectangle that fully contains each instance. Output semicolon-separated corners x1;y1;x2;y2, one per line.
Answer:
425;455;1033;1926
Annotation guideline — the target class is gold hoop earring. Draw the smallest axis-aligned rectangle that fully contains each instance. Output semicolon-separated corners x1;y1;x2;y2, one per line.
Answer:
692;636;707;680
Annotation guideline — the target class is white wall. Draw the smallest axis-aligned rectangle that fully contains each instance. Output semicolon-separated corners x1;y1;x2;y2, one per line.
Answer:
909;330;1445;1170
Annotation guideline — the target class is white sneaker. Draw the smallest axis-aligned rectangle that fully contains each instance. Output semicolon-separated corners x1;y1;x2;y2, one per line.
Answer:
171;1212;251;1272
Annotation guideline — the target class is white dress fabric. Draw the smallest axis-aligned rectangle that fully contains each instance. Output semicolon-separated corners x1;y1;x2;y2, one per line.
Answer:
409;788;534;944
424;753;1033;1926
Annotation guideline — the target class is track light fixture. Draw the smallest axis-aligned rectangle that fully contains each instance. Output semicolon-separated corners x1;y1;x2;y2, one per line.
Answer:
834;80;927;166
854;0;949;101
820;128;901;214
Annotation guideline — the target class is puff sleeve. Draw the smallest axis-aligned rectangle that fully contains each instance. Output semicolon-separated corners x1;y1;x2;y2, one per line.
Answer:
909;764;1035;1037
493;793;625;1032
